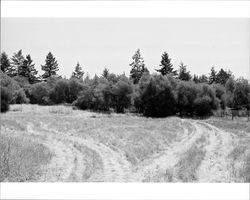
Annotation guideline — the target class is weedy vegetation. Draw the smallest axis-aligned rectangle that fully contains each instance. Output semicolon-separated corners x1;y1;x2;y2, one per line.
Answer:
0;134;52;181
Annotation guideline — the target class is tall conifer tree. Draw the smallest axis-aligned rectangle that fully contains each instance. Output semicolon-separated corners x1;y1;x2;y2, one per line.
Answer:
41;52;59;80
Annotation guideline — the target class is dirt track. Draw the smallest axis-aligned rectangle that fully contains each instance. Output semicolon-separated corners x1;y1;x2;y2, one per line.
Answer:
23;118;234;182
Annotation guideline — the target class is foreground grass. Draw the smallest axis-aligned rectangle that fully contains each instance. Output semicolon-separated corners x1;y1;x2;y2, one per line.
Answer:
227;140;250;182
2;105;184;167
0;134;52;182
1;104;249;182
174;136;206;182
207;117;250;182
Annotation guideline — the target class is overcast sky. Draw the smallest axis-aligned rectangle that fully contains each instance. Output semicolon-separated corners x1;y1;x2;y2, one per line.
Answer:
1;18;249;79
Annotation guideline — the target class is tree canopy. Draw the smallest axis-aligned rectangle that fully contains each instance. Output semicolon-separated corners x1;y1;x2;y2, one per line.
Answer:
156;52;177;76
41;52;59;80
129;49;149;84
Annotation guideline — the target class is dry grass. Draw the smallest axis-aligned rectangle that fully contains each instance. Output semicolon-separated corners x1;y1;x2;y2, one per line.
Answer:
149;135;207;183
207;117;250;183
49;106;73;115
5;104;248;182
9;104;23;112
207;117;249;137
173;136;206;182
228;139;250;182
241;152;250;182
1;105;184;169
0;134;52;182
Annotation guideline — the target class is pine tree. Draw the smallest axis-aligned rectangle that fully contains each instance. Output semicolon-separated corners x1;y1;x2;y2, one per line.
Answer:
102;67;109;79
0;52;11;73
41;52;59;80
72;62;84;79
199;74;209;83
10;50;25;77
209;67;217;84
178;62;192;81
225;77;235;94
23;55;38;84
156;52;177;76
129;49;149;84
193;74;208;84
193;75;199;83
216;68;231;85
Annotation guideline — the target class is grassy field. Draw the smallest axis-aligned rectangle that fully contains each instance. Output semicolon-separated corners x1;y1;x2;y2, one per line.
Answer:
0;133;52;181
206;117;250;182
0;104;249;182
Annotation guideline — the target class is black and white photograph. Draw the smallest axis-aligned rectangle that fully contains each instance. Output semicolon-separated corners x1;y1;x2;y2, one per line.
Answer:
0;1;250;199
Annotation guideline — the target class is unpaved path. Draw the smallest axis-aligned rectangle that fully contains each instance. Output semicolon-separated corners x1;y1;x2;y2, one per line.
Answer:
127;120;234;182
127;119;200;181
20;119;234;182
27;123;131;182
196;122;233;182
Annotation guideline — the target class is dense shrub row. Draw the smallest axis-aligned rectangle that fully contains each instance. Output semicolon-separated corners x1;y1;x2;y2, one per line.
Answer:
1;50;250;116
2;69;249;117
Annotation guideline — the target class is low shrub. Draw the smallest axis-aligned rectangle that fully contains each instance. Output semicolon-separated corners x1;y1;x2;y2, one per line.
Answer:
73;87;93;110
50;79;70;104
11;89;29;104
110;77;133;113
177;81;200;116
30;82;51;105
1;87;11;112
194;95;213;116
140;75;176;117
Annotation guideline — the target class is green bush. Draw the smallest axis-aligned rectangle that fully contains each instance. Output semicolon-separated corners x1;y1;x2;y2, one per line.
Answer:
0;72;29;105
110;76;133;113
0;72;19;101
74;77;112;111
133;73;151;113
135;74;176;117
50;79;70;104
11;89;29;104
30;82;51;105
213;84;227;110
67;78;85;103
13;76;30;88
73;88;93;110
194;95;213;116
199;84;219;110
177;81;200;116
1;87;11;112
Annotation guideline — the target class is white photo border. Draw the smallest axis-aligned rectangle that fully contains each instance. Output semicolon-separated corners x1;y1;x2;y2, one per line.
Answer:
1;1;250;200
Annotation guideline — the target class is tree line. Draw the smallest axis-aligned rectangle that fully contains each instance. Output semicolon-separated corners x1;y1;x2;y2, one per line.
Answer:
1;49;250;118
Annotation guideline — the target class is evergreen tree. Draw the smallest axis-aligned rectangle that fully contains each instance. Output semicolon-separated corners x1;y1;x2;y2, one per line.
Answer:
72;62;84;79
193;74;208;84
102;67;109;79
156;52;177;76
0;52;11;73
199;75;209;83
41;52;59;80
209;67;217;84
225;77;235;94
22;55;38;84
10;50;25;77
129;49;149;84
233;78;250;108
193;75;199;83
216;68;231;85
178;62;192;81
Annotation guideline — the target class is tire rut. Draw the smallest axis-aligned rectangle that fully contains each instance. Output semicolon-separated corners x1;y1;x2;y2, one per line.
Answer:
128;119;202;182
196;122;233;182
27;122;131;182
24;119;233;182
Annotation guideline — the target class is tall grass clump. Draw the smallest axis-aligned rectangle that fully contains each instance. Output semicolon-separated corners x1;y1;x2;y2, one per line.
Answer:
0;134;52;181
